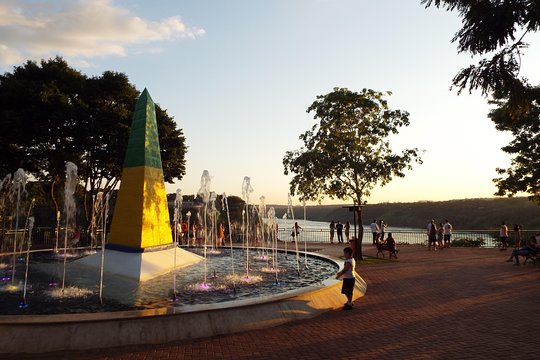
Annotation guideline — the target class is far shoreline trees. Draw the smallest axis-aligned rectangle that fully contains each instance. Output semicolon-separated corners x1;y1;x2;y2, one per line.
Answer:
283;88;422;259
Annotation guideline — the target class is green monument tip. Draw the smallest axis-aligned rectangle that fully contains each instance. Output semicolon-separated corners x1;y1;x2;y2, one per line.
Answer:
123;89;163;169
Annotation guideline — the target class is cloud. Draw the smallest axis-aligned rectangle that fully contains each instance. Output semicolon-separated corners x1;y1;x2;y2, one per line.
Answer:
0;0;205;66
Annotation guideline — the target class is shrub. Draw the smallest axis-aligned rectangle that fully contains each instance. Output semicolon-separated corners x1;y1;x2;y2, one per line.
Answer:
451;237;485;247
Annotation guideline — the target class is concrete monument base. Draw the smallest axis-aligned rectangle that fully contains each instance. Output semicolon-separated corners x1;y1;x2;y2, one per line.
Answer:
76;246;203;282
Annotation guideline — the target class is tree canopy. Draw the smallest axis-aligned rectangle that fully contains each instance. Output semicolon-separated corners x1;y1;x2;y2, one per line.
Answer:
423;0;540;204
283;88;422;205
0;57;187;221
283;88;422;257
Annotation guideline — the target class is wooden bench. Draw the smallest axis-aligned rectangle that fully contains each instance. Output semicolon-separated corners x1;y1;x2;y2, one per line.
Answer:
376;242;398;259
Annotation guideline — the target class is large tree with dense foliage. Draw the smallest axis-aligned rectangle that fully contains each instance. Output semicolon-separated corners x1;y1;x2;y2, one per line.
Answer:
422;0;540;203
283;88;422;259
0;57;187;223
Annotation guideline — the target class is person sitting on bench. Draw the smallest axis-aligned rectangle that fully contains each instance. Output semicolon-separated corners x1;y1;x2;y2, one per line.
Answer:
506;237;537;265
386;232;397;259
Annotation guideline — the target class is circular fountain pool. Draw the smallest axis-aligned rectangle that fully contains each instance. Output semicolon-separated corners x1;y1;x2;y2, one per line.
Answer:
0;247;338;315
0;248;366;354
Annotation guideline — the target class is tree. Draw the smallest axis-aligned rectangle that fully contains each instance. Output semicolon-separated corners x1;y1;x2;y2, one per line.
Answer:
0;57;87;218
0;57;188;224
490;95;540;203
283;88;422;259
422;0;540;203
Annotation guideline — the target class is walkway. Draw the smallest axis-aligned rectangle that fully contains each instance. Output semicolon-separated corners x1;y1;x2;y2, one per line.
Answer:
14;245;540;360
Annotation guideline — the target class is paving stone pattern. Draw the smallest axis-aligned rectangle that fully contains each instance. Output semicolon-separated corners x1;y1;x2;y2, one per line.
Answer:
11;245;540;360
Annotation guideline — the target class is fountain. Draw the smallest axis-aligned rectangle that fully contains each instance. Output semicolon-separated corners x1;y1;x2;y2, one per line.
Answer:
0;89;367;355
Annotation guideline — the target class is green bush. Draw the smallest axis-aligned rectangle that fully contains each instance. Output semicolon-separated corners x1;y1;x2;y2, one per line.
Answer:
451;237;485;247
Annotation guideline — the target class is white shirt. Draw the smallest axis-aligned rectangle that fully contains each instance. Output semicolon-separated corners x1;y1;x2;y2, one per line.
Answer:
370;222;379;233
343;258;356;279
443;222;452;235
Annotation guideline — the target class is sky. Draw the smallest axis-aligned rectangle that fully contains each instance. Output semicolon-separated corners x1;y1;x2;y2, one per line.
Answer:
1;0;538;206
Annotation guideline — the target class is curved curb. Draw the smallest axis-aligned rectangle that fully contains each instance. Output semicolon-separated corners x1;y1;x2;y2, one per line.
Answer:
0;252;367;354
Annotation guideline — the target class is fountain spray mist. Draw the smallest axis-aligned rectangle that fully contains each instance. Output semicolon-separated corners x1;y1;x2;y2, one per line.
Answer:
61;162;78;292
222;193;236;294
89;192;104;253
288;194;301;276
258;196;268;259
241;177;253;279
303;200;308;268
9;169;27;284
267;207;279;285
99;192;110;305
197;170;211;286
172;189;182;301
22;212;35;306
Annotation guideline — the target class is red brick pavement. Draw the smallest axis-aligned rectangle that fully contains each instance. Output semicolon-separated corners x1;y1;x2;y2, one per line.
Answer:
11;245;540;360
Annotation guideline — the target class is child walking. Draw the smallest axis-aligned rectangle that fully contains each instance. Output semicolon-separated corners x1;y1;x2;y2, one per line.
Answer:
336;247;356;310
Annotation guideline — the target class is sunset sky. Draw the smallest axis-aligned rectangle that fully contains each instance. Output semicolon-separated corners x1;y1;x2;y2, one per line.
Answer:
1;0;539;205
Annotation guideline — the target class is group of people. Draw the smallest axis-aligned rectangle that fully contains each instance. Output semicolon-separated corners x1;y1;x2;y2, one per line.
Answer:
500;221;540;265
370;219;387;244
175;220;226;247
426;219;453;251
369;219;397;258
498;221;524;250
329;220;351;244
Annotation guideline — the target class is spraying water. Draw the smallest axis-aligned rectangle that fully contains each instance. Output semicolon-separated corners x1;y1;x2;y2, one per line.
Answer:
209;191;218;252
267;207;279;285
288;194;301;276
0;174;11;257
171;189;182;301
89;192;104;253
61;162;78;292
99;192;110;304
241;177;253;279
282;212;288;256
303;200;308;268
221;193;236;294
22;213;35;307
9;169;27;284
258;196;268;260
197;170;212;286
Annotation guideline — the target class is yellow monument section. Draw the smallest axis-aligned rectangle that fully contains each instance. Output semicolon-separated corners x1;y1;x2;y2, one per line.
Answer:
109;166;172;249
76;89;201;284
109;88;172;250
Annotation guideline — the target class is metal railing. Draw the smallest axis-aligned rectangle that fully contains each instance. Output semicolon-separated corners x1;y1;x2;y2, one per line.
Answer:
277;228;540;248
0;227;538;256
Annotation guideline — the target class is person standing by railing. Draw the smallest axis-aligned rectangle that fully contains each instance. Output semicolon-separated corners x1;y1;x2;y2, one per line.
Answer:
427;220;437;251
513;224;522;248
370;219;379;245
378;220;387;242
329;220;335;244
336;220;344;244
344;221;350;243
291;222;301;242
437;223;444;250
443;219;453;248
499;221;509;250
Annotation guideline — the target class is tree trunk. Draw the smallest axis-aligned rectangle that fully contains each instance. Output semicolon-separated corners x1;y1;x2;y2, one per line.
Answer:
356;207;364;261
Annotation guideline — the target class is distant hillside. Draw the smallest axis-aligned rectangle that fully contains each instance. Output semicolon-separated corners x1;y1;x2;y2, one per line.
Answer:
270;197;540;230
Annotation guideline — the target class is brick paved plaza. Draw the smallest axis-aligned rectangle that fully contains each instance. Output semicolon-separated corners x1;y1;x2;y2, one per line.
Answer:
11;244;540;360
